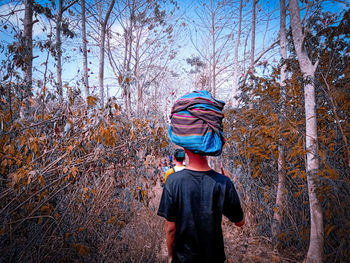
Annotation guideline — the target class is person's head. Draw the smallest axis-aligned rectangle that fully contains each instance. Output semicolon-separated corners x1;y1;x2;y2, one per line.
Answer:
168;90;225;156
174;149;185;163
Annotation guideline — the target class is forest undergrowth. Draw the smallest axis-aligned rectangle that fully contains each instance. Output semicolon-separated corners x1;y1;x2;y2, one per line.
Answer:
1;3;350;263
0;91;308;263
1;48;350;262
0;93;170;262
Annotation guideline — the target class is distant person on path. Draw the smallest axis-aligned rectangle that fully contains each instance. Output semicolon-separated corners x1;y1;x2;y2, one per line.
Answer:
161;159;170;186
164;149;186;184
157;90;244;263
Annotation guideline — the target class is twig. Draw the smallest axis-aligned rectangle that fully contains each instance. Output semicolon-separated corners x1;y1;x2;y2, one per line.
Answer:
7;215;56;225
320;73;350;168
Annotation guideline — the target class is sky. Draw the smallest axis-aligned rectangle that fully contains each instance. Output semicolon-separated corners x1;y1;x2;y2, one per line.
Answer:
0;0;348;102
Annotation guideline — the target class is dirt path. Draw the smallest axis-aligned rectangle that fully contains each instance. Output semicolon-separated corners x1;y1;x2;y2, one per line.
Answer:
148;179;168;262
148;180;163;212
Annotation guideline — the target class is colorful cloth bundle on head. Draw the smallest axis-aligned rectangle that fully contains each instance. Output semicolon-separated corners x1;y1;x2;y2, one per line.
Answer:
168;90;225;156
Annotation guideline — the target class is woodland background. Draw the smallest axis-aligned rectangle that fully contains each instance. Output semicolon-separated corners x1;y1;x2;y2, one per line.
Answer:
0;0;349;262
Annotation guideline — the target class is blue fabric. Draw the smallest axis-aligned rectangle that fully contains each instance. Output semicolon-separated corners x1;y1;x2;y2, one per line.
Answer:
168;90;225;156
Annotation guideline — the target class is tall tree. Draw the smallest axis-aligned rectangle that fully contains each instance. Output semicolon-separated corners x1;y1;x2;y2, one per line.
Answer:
190;0;237;97
23;0;34;114
107;0;176;117
231;0;277;105
231;0;242;107
272;0;287;244
56;0;63;97
209;0;217;96
248;0;257;109
81;0;89;98
289;0;323;261
250;0;256;73
54;0;77;98
121;0;135;117
97;0;116;108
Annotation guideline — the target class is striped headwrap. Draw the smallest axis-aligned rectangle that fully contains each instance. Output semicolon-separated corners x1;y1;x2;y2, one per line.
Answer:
168;90;225;156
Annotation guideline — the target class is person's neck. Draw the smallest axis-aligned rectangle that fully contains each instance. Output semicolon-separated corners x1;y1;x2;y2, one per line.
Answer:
174;161;184;167
185;150;211;171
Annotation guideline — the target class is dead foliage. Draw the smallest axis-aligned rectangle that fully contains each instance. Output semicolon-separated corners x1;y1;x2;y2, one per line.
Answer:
0;92;170;262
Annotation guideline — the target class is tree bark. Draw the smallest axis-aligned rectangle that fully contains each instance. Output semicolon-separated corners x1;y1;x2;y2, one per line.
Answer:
210;0;216;97
99;27;106;107
250;0;256;71
135;50;143;117
98;0;116;108
56;0;63;98
125;0;134;117
289;0;324;262
122;25;131;118
81;0;89;98
231;0;242;107
272;0;287;244
248;0;256;109
23;0;34;115
133;2;142;117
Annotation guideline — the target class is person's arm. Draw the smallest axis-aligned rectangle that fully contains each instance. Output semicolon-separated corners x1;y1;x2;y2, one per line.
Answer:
234;217;245;227
222;176;245;227
165;220;176;263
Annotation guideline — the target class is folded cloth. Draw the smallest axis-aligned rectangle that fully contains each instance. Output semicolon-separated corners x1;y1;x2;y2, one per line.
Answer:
168;90;225;156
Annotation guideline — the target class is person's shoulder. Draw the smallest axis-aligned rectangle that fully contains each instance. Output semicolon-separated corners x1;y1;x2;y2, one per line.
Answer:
165;167;174;176
207;170;233;184
174;165;185;172
172;168;188;176
166;168;187;182
207;169;225;178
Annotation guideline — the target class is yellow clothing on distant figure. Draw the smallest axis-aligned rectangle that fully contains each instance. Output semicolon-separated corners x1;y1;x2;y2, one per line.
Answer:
164;165;185;184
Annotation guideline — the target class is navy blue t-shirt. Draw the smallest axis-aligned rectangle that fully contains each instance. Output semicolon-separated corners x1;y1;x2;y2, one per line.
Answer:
157;169;244;263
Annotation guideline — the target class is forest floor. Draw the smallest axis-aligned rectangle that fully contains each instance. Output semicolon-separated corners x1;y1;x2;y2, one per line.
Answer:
145;176;297;263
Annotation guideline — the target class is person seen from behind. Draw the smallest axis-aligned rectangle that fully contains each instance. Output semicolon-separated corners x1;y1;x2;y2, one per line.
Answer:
164;149;186;184
157;90;244;263
160;160;170;186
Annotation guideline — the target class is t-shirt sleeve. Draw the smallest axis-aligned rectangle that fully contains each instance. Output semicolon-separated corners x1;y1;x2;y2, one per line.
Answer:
157;186;176;222
222;180;244;223
164;168;173;184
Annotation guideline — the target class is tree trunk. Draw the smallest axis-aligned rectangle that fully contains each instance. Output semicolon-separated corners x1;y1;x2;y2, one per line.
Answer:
210;0;216;97
231;0;242;107
125;1;134;117
122;29;130;118
23;0;34;115
289;0;324;262
272;145;286;243
127;84;131;116
98;0;116;108
135;50;142;117
250;0;256;71
56;0;63;98
272;0;287;244
133;9;142;117
81;0;89;98
137;81;142;116
99;27;106;107
304;81;323;263
248;0;256;109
